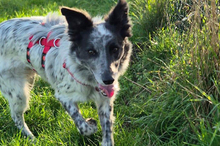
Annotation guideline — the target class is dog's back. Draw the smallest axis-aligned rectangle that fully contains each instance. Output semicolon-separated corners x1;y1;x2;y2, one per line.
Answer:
0;14;65;62
0;17;42;57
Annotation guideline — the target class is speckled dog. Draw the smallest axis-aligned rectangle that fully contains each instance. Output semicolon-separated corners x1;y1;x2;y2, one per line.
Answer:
0;0;132;145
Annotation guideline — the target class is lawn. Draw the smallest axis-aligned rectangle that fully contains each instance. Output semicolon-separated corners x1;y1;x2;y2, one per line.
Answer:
0;0;220;146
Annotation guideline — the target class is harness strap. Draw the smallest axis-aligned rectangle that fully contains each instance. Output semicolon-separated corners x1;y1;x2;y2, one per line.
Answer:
27;36;33;64
41;32;60;68
27;36;40;71
27;32;60;69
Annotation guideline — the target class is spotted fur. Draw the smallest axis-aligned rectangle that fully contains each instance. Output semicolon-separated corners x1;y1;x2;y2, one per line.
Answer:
0;0;132;145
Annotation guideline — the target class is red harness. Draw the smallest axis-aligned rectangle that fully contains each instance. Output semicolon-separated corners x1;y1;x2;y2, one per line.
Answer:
27;32;60;69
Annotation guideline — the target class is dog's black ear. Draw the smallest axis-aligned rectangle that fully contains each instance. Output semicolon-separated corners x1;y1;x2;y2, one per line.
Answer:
61;7;93;40
105;0;132;38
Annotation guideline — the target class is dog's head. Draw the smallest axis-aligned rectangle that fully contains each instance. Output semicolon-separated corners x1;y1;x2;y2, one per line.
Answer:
61;0;132;98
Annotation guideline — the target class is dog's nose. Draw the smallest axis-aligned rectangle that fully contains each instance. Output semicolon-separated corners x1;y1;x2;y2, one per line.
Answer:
103;79;114;85
102;70;115;85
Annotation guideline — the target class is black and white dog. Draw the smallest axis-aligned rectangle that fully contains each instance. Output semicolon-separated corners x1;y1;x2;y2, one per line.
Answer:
0;0;132;145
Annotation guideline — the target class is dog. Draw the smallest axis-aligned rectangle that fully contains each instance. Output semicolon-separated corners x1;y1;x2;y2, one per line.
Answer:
0;0;132;145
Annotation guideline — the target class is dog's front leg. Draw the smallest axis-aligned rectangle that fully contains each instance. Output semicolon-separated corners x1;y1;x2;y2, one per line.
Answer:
97;99;114;146
57;95;97;136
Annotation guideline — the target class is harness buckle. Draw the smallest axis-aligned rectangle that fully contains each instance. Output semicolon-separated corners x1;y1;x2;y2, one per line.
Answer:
39;37;46;47
53;38;60;48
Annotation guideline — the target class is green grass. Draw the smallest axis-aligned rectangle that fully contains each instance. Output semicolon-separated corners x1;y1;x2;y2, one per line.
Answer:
1;0;220;145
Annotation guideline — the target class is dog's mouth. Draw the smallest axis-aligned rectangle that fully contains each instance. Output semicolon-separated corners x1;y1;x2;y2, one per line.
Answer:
87;69;115;98
98;84;115;98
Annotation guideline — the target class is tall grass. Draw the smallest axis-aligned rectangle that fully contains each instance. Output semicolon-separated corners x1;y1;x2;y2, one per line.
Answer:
124;0;220;145
167;0;220;117
174;1;220;144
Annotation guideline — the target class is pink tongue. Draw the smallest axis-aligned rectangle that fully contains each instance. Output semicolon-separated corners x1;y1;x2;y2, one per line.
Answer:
99;85;115;98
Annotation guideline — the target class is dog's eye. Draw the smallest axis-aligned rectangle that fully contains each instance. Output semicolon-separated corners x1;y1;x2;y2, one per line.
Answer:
88;49;97;56
109;43;120;54
112;47;119;53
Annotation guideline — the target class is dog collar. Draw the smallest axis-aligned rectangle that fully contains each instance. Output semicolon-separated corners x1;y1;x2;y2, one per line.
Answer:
62;61;90;87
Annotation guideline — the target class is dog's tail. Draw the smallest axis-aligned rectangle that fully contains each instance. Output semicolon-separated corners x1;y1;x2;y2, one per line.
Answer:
42;12;66;27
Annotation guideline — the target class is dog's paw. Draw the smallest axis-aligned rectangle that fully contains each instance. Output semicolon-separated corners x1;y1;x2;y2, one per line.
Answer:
84;118;97;136
86;118;97;126
77;118;97;136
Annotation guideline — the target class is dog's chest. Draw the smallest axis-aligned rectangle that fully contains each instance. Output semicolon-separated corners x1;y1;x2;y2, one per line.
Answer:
55;80;96;102
45;64;95;101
